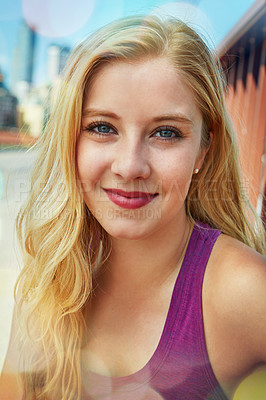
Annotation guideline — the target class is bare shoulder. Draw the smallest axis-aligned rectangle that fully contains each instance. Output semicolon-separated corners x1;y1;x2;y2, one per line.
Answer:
210;233;266;296
206;234;266;363
211;233;265;280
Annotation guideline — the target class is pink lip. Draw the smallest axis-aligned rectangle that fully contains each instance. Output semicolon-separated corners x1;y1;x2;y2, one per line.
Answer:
104;189;158;209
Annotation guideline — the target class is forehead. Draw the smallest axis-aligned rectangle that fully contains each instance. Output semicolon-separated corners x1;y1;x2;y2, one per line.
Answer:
83;57;202;125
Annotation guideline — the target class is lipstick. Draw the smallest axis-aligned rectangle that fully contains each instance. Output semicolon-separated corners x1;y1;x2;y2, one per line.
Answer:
103;189;158;209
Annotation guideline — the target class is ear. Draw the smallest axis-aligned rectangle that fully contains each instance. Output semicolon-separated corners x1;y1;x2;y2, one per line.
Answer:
194;131;213;173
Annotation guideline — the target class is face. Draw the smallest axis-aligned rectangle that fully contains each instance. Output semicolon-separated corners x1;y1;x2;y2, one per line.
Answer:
76;58;207;240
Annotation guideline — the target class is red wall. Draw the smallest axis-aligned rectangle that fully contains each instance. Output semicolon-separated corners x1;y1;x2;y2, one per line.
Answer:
222;37;266;210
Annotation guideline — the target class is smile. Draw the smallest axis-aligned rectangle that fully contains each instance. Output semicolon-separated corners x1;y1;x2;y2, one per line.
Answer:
103;189;158;209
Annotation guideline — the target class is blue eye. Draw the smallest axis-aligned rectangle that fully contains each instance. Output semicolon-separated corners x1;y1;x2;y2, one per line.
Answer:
153;126;183;140
95;124;112;133
84;122;116;135
155;130;175;138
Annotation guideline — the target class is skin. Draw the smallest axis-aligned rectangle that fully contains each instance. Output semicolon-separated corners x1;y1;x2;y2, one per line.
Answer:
77;58;206;242
1;57;265;400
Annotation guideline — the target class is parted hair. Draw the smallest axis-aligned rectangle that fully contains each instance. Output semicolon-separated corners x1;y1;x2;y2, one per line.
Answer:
15;14;265;400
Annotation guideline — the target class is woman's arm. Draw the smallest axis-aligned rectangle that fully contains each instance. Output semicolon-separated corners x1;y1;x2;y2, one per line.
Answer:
222;237;266;366
241;249;266;365
213;235;266;366
203;235;266;397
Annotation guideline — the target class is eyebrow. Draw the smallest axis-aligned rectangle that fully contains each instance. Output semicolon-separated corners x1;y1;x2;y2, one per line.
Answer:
82;108;194;126
152;114;194;126
82;109;120;120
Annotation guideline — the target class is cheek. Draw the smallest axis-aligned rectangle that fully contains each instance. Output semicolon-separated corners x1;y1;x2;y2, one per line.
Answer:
158;153;195;201
76;139;107;191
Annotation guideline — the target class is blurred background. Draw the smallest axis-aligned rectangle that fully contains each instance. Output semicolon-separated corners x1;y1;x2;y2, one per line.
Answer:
0;0;265;398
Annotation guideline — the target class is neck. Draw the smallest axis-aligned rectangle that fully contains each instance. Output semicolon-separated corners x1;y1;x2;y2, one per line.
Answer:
96;215;193;296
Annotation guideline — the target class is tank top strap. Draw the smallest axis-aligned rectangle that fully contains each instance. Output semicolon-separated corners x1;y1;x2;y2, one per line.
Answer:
182;220;221;280
173;221;221;327
168;221;221;316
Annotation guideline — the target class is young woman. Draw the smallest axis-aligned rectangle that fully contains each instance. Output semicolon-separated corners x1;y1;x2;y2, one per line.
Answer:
0;15;265;400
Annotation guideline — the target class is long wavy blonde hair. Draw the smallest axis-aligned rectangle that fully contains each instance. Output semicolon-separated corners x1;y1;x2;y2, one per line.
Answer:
15;14;265;399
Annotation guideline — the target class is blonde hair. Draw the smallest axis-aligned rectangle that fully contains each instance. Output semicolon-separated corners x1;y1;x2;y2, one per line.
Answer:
15;14;265;399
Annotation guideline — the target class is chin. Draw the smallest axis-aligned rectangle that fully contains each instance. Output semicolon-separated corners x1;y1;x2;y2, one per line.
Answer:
99;218;159;241
105;226;151;241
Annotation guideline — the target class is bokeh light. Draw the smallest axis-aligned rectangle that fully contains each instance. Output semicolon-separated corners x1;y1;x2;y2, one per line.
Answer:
151;1;215;48
22;0;96;38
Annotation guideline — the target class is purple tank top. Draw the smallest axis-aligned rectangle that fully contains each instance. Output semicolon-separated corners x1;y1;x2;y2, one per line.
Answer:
81;222;228;400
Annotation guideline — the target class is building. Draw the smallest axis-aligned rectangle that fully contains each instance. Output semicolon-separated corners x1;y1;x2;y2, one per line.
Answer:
18;85;50;137
45;44;71;128
11;20;37;102
217;0;265;220
47;44;71;83
0;72;18;129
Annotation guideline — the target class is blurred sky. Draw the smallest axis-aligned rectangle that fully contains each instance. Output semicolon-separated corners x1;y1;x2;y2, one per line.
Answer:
0;0;256;90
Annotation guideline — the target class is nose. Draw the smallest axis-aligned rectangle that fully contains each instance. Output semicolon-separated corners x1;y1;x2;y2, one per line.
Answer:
111;136;151;181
